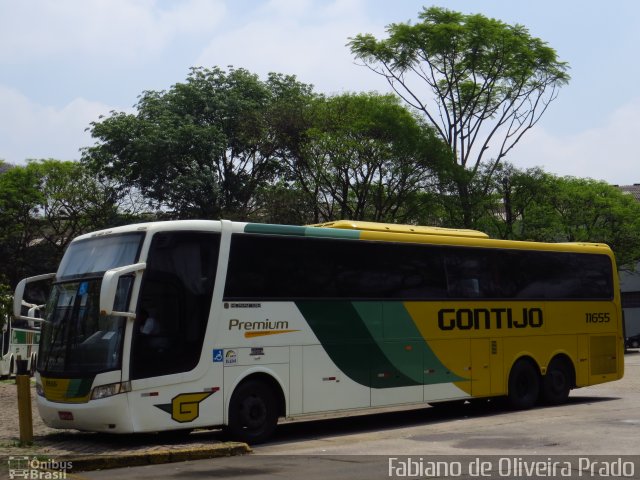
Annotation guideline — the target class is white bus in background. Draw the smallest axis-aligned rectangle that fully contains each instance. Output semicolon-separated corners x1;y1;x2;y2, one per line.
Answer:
0;301;43;377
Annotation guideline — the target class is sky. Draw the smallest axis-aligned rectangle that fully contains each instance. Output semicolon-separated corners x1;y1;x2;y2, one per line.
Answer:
0;0;639;185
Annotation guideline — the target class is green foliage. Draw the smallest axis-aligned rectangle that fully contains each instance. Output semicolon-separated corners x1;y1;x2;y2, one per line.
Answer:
0;160;11;175
0;160;128;287
291;92;450;223
532;177;640;267
0;162;46;286
28;159;122;255
349;6;570;226
83;67;315;220
475;163;554;239
0;277;11;332
475;164;640;267
82;67;454;225
254;181;316;225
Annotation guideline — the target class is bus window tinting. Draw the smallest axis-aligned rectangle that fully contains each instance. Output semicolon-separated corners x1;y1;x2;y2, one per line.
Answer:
131;231;220;379
224;234;613;301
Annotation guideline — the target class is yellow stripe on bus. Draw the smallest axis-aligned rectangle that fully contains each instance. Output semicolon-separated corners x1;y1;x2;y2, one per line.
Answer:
244;329;300;338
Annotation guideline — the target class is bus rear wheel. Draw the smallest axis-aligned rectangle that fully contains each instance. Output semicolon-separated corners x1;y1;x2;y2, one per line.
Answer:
507;359;540;410
541;358;572;405
226;380;278;444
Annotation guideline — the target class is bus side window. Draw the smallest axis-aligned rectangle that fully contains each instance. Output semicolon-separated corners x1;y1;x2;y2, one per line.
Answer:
131;231;220;380
445;253;484;299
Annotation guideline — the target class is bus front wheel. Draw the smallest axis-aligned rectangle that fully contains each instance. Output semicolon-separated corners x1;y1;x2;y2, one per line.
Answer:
507;359;540;410
541;357;572;405
226;380;278;444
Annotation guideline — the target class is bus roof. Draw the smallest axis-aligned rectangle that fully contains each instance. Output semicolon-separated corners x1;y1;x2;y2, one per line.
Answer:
72;219;614;258
310;220;489;239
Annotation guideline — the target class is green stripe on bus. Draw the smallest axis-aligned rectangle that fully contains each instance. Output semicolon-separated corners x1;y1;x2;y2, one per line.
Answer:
296;301;466;389
245;223;308;236
305;227;360;240
354;302;466;385
244;223;360;240
296;301;420;388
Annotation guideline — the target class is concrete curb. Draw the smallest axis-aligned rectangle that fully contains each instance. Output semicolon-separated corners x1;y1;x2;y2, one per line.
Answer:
66;442;251;472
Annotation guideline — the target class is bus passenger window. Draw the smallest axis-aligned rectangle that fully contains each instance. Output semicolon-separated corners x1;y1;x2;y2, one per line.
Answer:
130;231;220;380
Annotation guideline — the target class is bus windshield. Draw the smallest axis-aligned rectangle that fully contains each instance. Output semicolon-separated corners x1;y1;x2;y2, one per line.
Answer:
57;232;143;280
38;233;144;376
39;280;128;375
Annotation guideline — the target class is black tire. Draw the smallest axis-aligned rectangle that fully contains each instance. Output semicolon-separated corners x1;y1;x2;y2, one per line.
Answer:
541;358;572;405
508;359;540;410
226;380;278;444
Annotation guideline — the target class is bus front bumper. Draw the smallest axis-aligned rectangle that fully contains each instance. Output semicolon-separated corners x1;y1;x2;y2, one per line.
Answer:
36;393;134;433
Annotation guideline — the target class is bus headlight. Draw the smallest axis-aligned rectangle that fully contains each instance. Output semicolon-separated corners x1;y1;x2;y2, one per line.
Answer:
91;381;131;400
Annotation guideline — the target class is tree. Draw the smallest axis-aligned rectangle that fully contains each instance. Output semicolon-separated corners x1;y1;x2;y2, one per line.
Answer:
0;163;46;286
0;277;11;332
476;162;554;239
290;92;449;223
83;67;315;220
475;166;640;267
29;159;126;256
538;177;640;267
0;160;11;175
349;7;570;227
253;180;317;225
0;160;129;287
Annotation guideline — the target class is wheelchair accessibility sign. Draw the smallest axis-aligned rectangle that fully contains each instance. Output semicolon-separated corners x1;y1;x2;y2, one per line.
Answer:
212;349;223;362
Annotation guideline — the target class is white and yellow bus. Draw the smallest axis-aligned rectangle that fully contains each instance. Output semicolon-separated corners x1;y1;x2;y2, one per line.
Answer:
13;220;624;443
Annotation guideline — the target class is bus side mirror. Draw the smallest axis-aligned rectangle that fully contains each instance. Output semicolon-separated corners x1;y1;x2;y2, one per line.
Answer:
100;263;146;318
13;273;56;321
